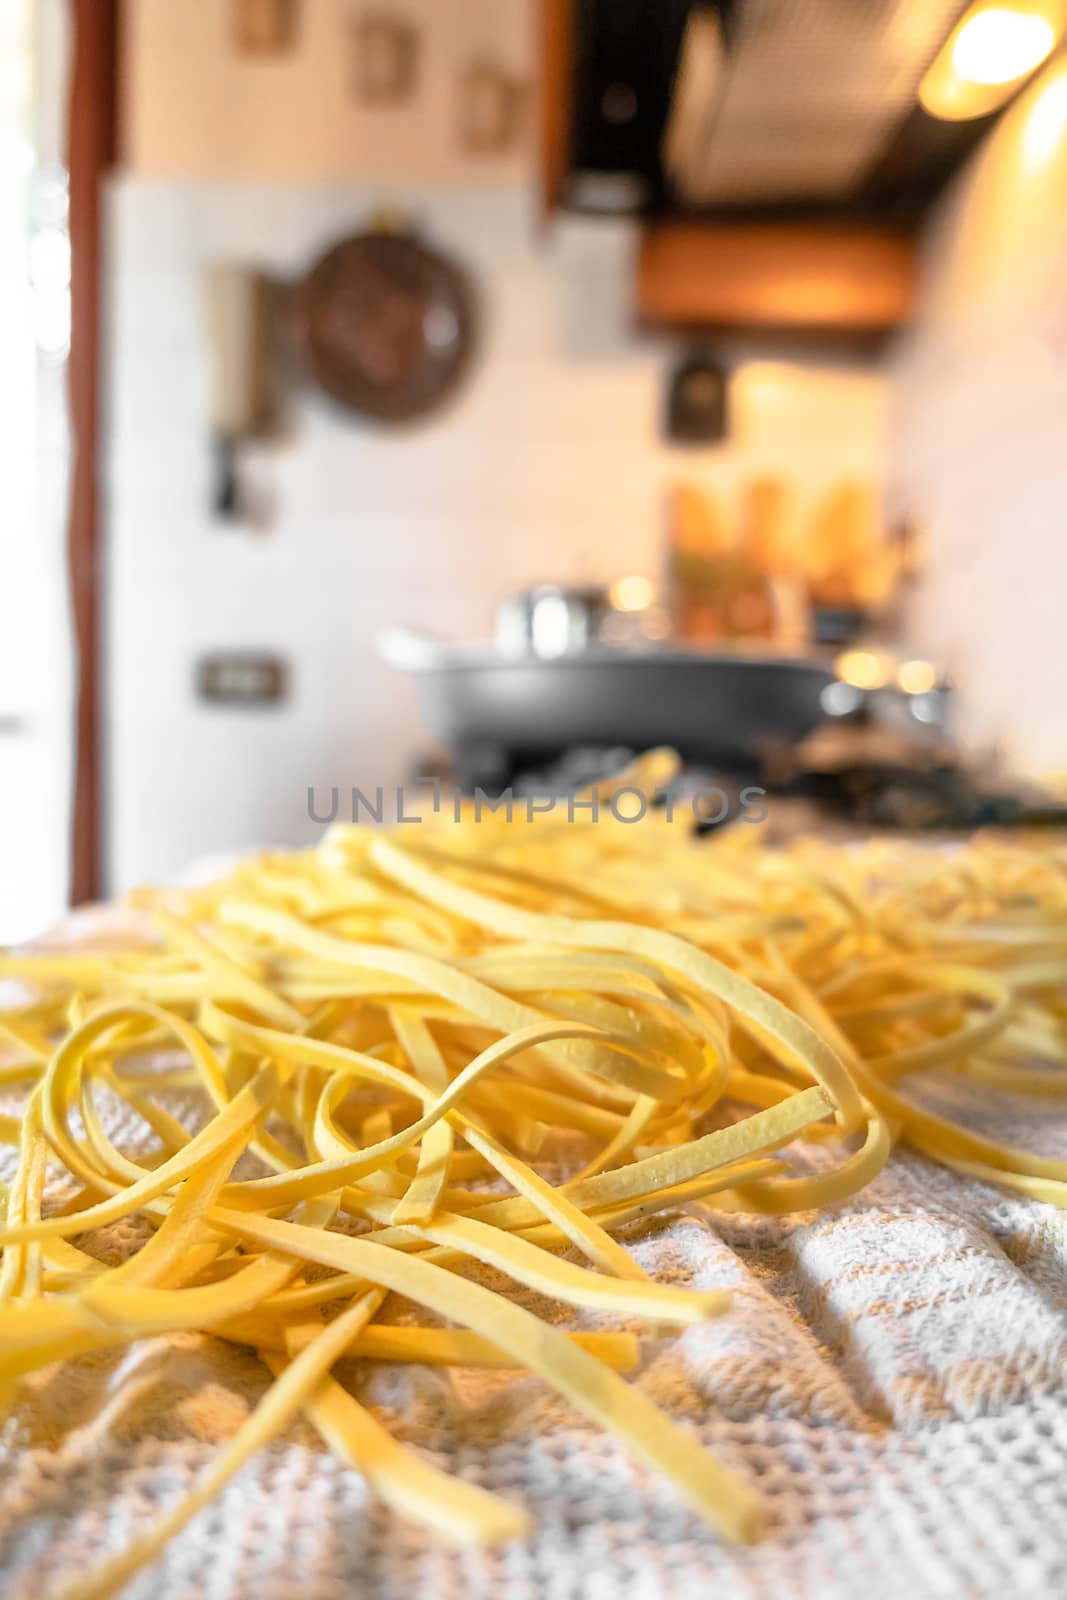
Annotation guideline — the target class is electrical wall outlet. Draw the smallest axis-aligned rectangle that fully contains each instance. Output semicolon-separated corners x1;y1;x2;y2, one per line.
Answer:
195;652;289;706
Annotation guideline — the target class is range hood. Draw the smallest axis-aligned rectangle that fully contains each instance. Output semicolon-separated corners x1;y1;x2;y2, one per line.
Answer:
544;0;991;225
663;0;968;210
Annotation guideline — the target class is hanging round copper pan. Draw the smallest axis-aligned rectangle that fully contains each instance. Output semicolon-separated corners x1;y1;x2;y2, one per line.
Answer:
288;225;478;425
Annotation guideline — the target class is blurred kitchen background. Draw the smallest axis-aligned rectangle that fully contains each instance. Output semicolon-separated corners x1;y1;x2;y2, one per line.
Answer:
2;0;1067;940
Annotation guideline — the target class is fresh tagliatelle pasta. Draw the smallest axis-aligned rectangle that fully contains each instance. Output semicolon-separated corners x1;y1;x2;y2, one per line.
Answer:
2;750;1067;1598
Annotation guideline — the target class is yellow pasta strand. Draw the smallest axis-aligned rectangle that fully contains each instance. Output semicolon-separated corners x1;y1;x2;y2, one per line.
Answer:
0;764;1063;1599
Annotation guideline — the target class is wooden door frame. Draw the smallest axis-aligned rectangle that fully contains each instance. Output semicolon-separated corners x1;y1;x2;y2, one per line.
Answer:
538;0;574;219
67;0;119;903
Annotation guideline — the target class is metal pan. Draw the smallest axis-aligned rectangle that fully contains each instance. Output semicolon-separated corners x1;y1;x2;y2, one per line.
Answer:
380;629;833;770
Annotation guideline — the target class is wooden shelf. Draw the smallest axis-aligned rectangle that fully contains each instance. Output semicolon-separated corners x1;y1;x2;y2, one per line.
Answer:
637;222;916;333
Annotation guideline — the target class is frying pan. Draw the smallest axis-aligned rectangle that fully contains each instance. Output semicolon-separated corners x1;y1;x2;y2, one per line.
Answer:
380;628;834;771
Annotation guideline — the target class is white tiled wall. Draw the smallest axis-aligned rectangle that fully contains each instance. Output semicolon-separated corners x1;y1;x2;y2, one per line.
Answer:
105;178;887;892
891;54;1067;774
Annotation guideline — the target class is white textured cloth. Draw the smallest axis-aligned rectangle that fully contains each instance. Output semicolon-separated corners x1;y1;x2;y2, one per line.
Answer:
1;924;1066;1599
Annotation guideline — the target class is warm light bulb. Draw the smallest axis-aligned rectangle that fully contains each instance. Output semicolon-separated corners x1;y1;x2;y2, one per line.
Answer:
897;659;938;696
951;8;1055;86
610;575;656;613
835;650;888;691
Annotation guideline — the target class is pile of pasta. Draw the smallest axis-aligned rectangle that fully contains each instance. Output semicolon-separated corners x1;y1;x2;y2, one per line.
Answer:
2;752;1067;1599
